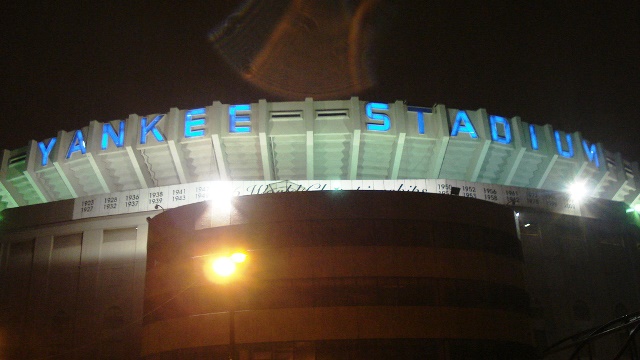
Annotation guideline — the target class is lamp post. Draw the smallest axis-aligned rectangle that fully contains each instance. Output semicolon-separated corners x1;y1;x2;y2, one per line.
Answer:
209;252;247;360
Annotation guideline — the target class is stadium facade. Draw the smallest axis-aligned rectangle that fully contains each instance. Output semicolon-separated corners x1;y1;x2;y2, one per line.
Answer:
1;98;639;359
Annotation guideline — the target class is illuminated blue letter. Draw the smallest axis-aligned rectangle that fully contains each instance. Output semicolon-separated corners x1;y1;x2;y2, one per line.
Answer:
407;106;432;135
229;105;251;133
102;121;125;150
450;111;478;138
66;130;87;159
489;115;511;144
185;108;206;138
554;131;574;158
38;138;56;166
365;102;391;132
582;140;599;168
529;124;539;150
140;115;165;144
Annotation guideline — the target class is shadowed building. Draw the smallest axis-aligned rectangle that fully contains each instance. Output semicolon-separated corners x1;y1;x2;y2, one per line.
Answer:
143;191;532;359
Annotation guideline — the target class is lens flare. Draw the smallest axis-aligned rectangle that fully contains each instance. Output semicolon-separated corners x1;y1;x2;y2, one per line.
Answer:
209;0;383;99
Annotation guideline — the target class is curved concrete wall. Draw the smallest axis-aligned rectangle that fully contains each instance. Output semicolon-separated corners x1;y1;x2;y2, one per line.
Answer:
143;191;533;359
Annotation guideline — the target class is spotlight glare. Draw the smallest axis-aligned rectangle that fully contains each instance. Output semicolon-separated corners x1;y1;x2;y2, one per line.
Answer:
568;182;588;201
208;182;234;212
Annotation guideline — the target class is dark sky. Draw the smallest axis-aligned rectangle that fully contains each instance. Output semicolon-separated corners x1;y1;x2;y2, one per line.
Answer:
2;1;639;161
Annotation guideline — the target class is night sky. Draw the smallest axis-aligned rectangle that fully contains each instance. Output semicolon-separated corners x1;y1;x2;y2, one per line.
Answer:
2;1;639;161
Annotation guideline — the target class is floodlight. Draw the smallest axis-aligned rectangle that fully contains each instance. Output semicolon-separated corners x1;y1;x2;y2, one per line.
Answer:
567;181;588;201
209;182;234;211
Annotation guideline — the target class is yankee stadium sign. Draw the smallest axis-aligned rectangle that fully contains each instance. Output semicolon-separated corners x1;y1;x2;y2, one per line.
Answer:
34;101;601;169
3;97;638;212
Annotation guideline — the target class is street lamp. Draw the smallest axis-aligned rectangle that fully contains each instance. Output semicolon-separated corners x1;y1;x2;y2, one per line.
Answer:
212;257;237;277
203;251;247;283
205;252;247;360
